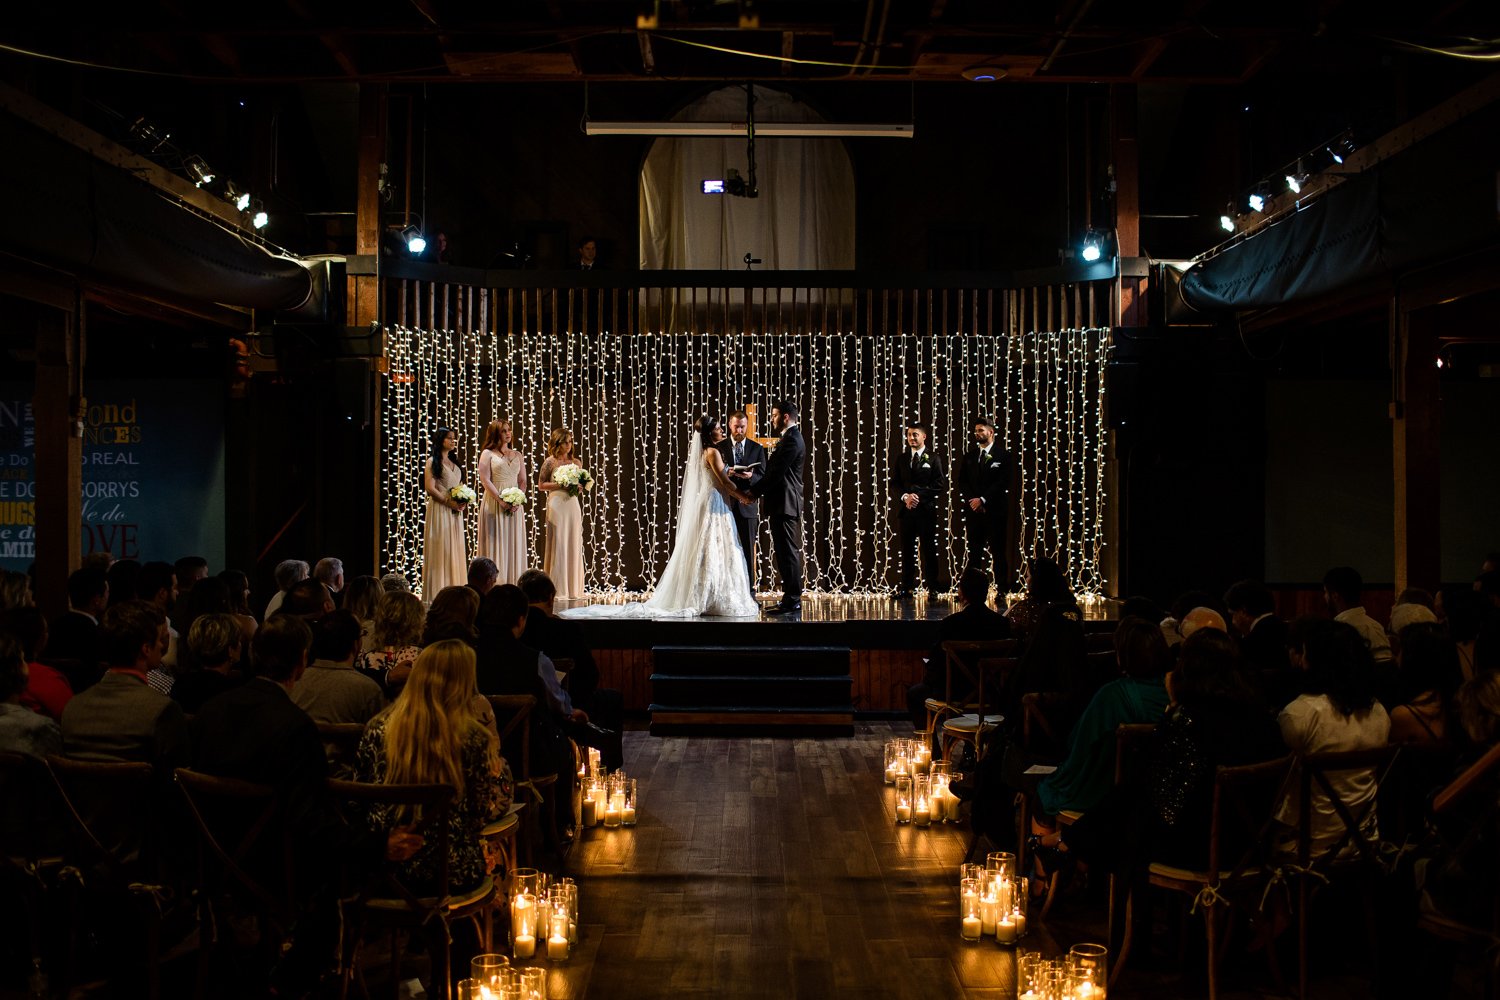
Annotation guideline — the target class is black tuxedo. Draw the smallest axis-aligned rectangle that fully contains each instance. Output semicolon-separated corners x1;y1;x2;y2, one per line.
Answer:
749;424;805;603
716;435;766;586
891;447;949;593
955;444;1012;586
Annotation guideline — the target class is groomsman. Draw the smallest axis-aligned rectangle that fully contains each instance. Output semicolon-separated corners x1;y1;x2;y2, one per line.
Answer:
892;420;949;598
955;416;1011;589
718;409;766;588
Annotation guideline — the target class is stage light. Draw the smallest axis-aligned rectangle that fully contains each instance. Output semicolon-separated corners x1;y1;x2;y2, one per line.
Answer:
1285;160;1308;195
1079;229;1111;263
223;181;251;212
1220;212;1236;233
184;155;215;187
1247;186;1269;213
400;224;427;255
1080;238;1101;262
235;191;251;212
251;204;269;230
1327;134;1356;165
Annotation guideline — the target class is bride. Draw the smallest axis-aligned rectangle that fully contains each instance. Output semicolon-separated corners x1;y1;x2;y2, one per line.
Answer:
564;416;761;619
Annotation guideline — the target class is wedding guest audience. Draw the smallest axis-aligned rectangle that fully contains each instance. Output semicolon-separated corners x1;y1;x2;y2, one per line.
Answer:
1002;559;1093;744
1386;622;1461;744
1177;606;1227;641
422;585;481;648
381;572;411;594
343;574;384;645
356;591;425;694
171;613;247;713
0;570;32;611
475;585;577;781
1275;619;1391;859
191;613;421;998
61;600;190;770
518;569;622;737
1003;557;1072;639
216;568;260;641
105;559;141;609
1322;565;1392;664
1160;590;1222;648
1224;580;1289;669
80;551;114;575
0;632;60;758
265;558;310;619
468;557;500;597
353;639;512;894
280;578;336;620
291;609;383;726
170;555;208;624
313;557;345;604
905;567;1011;727
3;607;71;720
173;576;240;663
136;561;180;674
44;567;107;688
1387;600;1438;660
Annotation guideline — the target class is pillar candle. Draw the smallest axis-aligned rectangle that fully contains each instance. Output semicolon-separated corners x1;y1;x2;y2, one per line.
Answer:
996;916;1017;944
581;796;597;827
896;803;912;823
546;932;569;960
513;934;535;959
980;894;998;936
622;805;637;824
961;915;982;941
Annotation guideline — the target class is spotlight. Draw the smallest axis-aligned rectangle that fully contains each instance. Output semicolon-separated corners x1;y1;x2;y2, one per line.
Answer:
1247;185;1270;213
1220;212;1236;233
235;191;251;212
127;116;171;152
401;225;427;255
1080;230;1103;263
250;201;269;230
184;155;215;187
1326;134;1356;165
1285;160;1308;195
223;181;251;212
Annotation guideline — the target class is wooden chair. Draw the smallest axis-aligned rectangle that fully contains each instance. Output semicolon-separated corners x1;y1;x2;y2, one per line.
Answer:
934;639;1018;764
1415;742;1500;997
487;694;557;863
0;751;68;994
45;755;168;1000
316;722;367;777
328;779;496;1000
1292;744;1402;999
1112;754;1295;1000
173;768;295;999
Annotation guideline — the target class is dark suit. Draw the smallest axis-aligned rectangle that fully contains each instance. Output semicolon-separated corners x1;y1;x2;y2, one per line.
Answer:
716;436;766;587
749;424;805;604
45;610;103;690
956;445;1011;586
892;448;949;593
907;602;1012;726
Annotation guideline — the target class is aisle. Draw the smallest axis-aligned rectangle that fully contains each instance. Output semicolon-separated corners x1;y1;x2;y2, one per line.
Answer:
551;722;1036;1000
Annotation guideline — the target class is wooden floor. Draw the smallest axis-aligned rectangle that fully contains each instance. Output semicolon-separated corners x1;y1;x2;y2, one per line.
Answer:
506;724;1413;1000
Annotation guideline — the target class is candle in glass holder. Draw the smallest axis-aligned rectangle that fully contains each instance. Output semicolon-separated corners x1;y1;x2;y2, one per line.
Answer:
960;876;982;941
581;793;597;828
913;774;932;827
996;914;1017;944
894;773;913;824
979;881;1000;937
604;775;625;827
883;740;902;783
1068;942;1108;998
470;953;509;990
519;967;546;1000
546;909;570;961
622;777;638;825
511;891;537;958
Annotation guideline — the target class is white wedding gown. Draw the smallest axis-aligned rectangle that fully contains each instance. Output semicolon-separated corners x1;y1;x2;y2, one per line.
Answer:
562;435;760;620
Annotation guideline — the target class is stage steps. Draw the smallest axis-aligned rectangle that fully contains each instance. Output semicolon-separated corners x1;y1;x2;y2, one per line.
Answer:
649;645;854;735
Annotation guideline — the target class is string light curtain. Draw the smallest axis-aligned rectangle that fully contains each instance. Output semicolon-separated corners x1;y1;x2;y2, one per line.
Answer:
381;326;1110;600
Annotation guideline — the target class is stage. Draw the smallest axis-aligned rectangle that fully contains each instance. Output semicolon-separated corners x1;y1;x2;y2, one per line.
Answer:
563;593;1116;723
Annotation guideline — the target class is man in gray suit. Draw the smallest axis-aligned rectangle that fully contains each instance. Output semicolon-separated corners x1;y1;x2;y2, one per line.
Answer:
717;408;766;589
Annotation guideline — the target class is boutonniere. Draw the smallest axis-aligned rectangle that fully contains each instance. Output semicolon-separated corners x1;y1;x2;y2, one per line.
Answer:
919;455;931;467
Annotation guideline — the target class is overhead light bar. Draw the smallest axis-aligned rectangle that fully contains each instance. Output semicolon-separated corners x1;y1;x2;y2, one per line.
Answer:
585;121;914;138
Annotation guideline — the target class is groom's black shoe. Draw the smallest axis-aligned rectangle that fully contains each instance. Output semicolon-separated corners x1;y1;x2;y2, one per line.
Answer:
764;600;802;615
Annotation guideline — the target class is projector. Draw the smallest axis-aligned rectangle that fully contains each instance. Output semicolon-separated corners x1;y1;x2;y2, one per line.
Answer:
700;168;756;198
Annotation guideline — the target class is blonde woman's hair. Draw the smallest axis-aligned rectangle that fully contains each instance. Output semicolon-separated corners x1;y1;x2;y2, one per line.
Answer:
377;639;496;811
186;613;240;667
547;427;573;459
372;591;425;648
481;419;513;453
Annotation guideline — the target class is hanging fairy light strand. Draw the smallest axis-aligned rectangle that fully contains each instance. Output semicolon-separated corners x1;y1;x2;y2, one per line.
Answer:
380;324;1110;601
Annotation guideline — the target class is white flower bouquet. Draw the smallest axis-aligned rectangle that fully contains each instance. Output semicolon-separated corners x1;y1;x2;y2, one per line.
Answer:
448;484;477;507
500;486;527;514
552;465;594;498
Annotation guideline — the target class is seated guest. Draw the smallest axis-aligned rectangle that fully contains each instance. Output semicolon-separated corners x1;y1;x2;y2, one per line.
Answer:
1386;622;1462;744
280;577;336;620
905;567;1011;728
1456;668;1500;750
1323;565;1392;665
1033;617;1172;825
1394;587;1434;611
1003;561;1094;746
170;555;209;625
1177;606;1226;641
468;558;500;598
1160;590;1222;648
0;632;61;758
47;566;108;683
422;585;482;647
192;614;422;998
291;609;383;726
0;570;33;612
313;557;345;606
1275;619;1391;860
173;576;239;668
4;607;72;721
217;569;260;631
1438;585;1489;680
61;600;190;769
171;613;247;713
136;561;180;677
1003;557;1072;640
264;559;310;619
353;639;512;894
518;569;621;733
1387;600;1438;662
105;559;141;610
380;572;411;595
343;574;383;646
357;592;425;694
1224;579;1289;670
475;585;581;778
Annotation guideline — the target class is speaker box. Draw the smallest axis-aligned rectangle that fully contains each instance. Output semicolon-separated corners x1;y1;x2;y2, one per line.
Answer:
331;356;372;429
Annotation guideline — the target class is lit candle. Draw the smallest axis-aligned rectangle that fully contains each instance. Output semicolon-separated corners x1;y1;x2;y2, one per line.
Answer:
622;804;637;824
581;795;597;827
896;802;912;823
980;892;998;937
547;912;570;960
961;915;983;941
513;933;535;959
996;916;1017;944
1014;911;1027;936
946;788;962;822
914;800;931;827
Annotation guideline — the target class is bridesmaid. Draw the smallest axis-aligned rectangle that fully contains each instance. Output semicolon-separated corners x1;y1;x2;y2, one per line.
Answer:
476;419;529;585
422;426;468;599
538;427;585;601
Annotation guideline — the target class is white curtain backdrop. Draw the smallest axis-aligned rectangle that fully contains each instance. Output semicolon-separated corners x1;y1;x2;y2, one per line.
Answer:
639;86;856;270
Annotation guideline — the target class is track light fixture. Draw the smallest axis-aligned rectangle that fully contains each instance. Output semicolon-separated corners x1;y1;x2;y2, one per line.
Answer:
184;155;215;187
1285;160;1309;195
250;200;269;230
401;224;427;255
1247;185;1270;213
1219;206;1237;233
1079;229;1104;263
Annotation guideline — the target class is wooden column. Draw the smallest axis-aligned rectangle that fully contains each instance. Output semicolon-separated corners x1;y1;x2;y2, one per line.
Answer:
1111;85;1146;327
1391;301;1442;592
348;83;387;327
32;292;85;618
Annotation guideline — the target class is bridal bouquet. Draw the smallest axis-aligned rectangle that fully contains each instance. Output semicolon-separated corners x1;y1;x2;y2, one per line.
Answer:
448;484;477;507
553;465;594;498
500;487;527;514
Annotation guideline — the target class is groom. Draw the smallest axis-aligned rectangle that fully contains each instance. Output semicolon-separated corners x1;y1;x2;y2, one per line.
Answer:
748;400;805;615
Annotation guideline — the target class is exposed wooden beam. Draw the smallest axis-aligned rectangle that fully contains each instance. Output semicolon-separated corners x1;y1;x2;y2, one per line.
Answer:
781;31;794;75
638;31;655;75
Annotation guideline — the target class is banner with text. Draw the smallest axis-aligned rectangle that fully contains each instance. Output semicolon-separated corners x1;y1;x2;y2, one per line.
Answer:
0;379;226;571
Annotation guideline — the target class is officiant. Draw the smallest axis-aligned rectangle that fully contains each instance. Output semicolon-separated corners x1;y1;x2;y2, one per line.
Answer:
719;409;766;588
